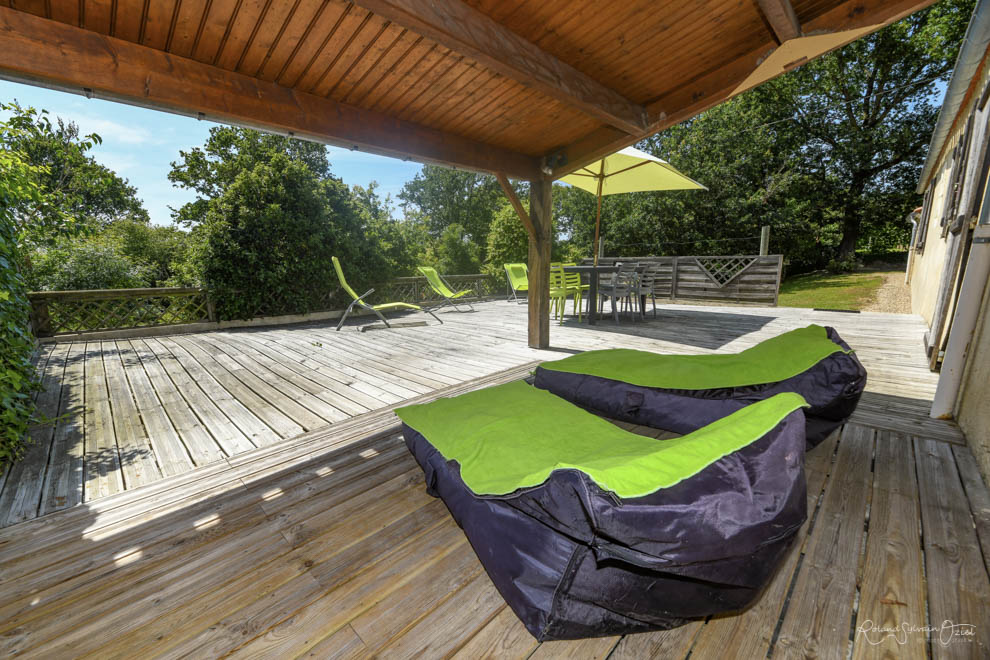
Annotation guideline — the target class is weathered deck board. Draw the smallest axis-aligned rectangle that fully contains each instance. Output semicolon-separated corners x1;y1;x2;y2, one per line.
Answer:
852;430;926;659
0;344;60;527
915;438;990;659
0;300;962;525
773;424;874;659
0;355;986;657
38;342;85;516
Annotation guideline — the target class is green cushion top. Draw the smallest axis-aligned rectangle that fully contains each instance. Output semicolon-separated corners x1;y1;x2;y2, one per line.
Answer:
396;381;807;498
538;324;850;390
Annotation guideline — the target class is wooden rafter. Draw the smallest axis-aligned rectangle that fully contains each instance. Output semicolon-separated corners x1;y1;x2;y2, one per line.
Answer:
553;0;938;179
0;7;540;180
756;0;802;43
347;0;650;135
495;173;537;240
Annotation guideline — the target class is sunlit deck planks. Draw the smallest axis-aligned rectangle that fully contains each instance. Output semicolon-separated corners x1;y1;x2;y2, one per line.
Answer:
0;301;988;657
0;367;988;657
0;300;965;527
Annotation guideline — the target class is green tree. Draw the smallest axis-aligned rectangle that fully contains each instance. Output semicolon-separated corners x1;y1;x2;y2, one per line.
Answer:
0;103;87;461
26;241;149;291
351;182;428;277
104;220;194;287
484;199;578;272
1;103;147;248
169;126;331;228
485;201;532;273
432;224;481;275
555;0;973;270
398;165;504;252
770;0;974;260
197;154;372;319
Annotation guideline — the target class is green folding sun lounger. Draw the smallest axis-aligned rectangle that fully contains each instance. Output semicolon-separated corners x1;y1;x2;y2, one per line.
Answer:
418;266;475;312
333;256;441;330
504;263;529;303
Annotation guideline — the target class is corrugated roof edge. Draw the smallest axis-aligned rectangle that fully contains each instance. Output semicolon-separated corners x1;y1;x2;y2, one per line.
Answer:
918;0;990;193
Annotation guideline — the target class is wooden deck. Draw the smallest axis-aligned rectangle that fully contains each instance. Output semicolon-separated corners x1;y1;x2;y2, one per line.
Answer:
1;302;988;658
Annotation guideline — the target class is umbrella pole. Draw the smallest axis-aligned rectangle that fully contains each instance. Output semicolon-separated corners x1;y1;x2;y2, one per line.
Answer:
593;163;604;266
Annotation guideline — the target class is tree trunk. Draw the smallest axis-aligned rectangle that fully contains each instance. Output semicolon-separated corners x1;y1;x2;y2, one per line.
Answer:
837;177;867;261
837;215;860;260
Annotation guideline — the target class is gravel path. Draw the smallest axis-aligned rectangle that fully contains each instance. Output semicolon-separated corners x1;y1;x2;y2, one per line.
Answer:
863;270;912;314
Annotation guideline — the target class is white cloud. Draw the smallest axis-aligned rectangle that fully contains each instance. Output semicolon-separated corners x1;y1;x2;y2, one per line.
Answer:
67;115;155;146
92;151;140;175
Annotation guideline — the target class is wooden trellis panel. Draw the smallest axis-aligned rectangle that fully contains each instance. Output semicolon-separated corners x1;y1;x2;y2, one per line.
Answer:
378;274;503;304
588;255;783;306
27;274;505;338
29;288;213;337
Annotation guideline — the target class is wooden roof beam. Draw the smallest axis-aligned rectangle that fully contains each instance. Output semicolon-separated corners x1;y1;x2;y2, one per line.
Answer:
348;0;650;135
756;0;802;43
0;7;540;180
553;0;939;178
495;173;536;240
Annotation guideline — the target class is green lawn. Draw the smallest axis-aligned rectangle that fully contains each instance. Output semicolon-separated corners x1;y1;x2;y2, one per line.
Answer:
777;271;886;311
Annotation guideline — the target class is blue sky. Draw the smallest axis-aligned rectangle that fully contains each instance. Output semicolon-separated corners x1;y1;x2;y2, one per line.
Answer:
0;79;423;226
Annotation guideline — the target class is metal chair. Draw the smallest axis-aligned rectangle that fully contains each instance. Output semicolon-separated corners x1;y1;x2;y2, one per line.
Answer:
635;262;663;318
597;262;640;323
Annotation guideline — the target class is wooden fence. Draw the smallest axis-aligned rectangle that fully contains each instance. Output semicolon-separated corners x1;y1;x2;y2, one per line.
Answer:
28;288;214;337
586;255;783;306
26;258;782;338
28;273;503;338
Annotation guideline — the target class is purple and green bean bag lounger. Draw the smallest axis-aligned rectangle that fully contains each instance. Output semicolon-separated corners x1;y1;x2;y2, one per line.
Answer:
533;324;867;449
397;381;809;640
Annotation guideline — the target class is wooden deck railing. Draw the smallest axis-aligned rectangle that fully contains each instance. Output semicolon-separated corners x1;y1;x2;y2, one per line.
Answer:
26;259;781;338
586;255;783;306
28;287;215;337
27;273;505;338
378;273;503;304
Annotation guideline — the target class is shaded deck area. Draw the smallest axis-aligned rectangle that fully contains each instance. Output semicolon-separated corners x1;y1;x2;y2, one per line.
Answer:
1;302;988;658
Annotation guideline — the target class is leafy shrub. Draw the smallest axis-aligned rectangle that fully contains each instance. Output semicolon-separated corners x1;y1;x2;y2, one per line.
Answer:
0;145;43;463
484;202;530;274
433;224;481;275
26;241;150;291
198;154;373;320
826;256;859;274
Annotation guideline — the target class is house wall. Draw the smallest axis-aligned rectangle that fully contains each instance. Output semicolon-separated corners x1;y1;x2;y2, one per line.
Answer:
910;167;954;324
957;270;990;484
910;60;990;326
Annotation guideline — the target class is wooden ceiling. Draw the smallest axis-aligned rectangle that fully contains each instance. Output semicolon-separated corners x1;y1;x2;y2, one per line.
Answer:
0;0;936;181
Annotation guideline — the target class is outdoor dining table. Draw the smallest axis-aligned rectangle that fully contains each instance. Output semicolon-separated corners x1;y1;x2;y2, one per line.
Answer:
562;264;619;325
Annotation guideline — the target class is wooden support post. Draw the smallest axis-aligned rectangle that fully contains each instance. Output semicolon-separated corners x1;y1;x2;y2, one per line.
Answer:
760;225;770;255
528;179;553;349
29;297;52;337
205;292;218;323
670;257;679;300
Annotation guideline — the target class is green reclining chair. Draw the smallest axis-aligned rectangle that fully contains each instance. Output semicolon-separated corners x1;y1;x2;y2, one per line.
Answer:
504;263;529;303
333;256;441;331
418;266;475;312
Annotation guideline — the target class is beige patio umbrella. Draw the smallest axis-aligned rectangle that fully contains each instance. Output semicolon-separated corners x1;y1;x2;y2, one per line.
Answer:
560;146;707;265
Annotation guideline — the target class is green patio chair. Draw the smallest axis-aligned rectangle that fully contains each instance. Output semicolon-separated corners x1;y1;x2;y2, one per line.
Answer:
418;266;475;312
333;256;441;331
550;264;582;324
504;263;529;303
